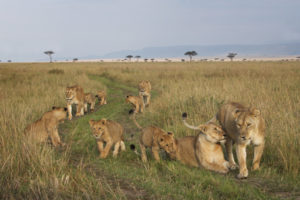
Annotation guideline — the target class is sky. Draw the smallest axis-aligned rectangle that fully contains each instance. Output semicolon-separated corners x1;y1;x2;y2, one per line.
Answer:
0;0;300;61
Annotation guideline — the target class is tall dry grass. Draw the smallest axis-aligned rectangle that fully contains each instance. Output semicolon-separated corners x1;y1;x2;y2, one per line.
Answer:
0;61;299;198
101;61;300;178
0;63;108;198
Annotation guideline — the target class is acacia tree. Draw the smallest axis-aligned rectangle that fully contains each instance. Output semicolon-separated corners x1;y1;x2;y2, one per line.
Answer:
227;53;237;61
135;55;141;62
126;55;133;62
44;50;54;63
184;51;197;62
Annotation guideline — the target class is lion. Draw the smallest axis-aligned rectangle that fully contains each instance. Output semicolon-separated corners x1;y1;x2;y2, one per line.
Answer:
173;113;229;173
210;102;265;178
24;106;67;147
65;85;85;120
84;93;96;113
138;80;151;107
126;95;144;113
96;90;107;105
89;119;125;158
129;110;176;162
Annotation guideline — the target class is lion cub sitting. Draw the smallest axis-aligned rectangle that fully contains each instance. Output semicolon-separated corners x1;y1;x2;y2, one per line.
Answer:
167;113;229;174
84;93;96;113
89;119;125;158
129;110;175;162
96;90;107;105
24;106;67;147
126;95;144;113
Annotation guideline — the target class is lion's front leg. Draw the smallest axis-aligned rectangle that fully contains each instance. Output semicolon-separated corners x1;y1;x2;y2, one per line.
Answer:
76;102;84;116
225;138;238;170
151;146;160;162
67;103;72;120
236;144;248;179
146;95;150;107
252;141;265;171
100;140;112;158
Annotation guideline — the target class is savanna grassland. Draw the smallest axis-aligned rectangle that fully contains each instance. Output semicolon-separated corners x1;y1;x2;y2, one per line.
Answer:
0;61;299;199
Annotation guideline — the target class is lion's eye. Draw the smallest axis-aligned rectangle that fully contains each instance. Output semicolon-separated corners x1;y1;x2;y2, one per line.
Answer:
237;124;241;128
160;138;164;142
247;123;252;127
166;144;168;146
214;128;217;131
98;128;101;130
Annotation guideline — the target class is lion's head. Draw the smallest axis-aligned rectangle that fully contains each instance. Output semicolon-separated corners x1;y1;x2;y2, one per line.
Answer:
233;107;261;143
138;81;150;93
89;119;108;140
158;132;176;154
199;122;226;144
65;86;77;100
52;106;68;121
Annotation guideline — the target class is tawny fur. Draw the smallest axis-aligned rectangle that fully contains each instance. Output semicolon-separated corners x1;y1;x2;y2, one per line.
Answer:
84;93;96;113
65;85;85;120
126;95;144;113
211;102;265;178
89;119;125;158
24;107;67;147
130;112;175;162
138;80;151;107
96;90;107;105
169;114;229;173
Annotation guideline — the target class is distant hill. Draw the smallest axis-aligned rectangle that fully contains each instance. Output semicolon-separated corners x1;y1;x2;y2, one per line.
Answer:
99;43;300;59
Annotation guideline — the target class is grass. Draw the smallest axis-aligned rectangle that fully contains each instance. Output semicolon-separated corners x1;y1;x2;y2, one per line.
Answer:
0;61;299;199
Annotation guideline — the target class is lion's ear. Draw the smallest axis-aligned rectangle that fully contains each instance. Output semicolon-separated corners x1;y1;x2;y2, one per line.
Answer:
89;120;95;126
232;108;241;118
250;107;260;117
167;132;174;137
101;119;107;125
198;125;207;133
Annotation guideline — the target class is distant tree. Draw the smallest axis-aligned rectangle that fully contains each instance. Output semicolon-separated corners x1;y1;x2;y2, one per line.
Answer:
243;58;247;61
126;55;133;62
184;51;197;62
73;58;78;62
7;60;12;63
135;55;141;62
144;58;148;62
181;59;185;62
214;58;219;61
44;50;54;63
296;56;300;59
227;53;237;61
150;58;155;62
0;60;1;62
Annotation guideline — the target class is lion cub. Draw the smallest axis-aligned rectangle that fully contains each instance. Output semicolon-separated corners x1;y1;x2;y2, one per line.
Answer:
138;80;151;107
126;95;144;113
89;119;125;158
96;90;107;105
65;85;85;120
170;113;229;174
129;110;175;162
84;93;96;113
24;106;67;147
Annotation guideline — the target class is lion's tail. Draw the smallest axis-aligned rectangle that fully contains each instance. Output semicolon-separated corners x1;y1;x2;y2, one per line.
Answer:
182;112;201;130
129;109;143;129
130;144;140;156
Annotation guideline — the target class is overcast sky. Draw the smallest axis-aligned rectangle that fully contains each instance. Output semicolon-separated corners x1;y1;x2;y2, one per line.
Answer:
1;0;300;61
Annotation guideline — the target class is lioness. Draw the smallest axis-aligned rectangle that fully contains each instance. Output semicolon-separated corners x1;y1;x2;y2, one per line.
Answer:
24;106;67;147
211;102;265;178
89;119;125;158
138;80;151;107
126;95;144;113
176;113;229;173
65;85;85;120
84;93;96;113
129;110;175;162
96;90;107;105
